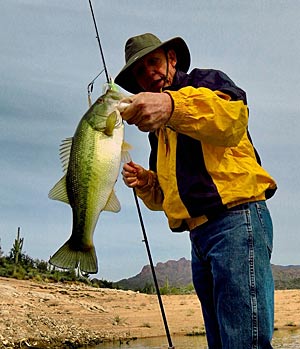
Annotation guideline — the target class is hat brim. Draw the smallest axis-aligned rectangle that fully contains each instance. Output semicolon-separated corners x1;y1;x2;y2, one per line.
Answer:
115;37;190;94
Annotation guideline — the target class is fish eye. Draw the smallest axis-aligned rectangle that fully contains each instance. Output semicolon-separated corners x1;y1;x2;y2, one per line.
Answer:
96;97;104;104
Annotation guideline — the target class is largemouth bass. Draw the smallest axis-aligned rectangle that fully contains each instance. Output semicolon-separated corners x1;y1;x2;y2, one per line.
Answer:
48;82;131;274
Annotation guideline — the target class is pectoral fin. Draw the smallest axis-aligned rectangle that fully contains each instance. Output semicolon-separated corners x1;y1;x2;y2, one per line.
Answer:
104;111;117;136
48;174;70;204
103;189;121;212
121;141;132;163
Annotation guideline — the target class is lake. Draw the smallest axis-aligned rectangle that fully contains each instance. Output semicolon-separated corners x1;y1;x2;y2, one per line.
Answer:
87;330;300;348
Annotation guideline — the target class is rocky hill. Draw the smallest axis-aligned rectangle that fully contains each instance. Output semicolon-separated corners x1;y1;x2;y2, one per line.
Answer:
272;264;300;289
116;257;192;290
115;258;300;291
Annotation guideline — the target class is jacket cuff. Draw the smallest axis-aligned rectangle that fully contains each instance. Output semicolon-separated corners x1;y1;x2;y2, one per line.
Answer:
136;170;158;193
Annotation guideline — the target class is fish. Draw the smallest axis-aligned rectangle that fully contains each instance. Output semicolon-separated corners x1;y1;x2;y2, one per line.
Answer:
48;81;131;274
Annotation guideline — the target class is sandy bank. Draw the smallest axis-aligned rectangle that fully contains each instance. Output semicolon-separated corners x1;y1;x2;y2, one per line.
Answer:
0;277;299;348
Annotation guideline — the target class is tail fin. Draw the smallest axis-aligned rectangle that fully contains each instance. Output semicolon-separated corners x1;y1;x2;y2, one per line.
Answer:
49;240;98;274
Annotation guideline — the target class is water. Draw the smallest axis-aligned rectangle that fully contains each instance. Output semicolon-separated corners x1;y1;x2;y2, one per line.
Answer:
88;330;300;348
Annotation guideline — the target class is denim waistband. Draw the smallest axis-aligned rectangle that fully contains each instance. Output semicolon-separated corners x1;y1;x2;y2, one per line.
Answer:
186;199;266;231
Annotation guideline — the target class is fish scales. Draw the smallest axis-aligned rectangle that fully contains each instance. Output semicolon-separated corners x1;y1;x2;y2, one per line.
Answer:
68;119;122;240
49;83;131;274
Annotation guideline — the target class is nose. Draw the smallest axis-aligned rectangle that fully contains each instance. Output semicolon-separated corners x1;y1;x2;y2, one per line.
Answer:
134;64;153;87
142;63;154;78
139;64;154;80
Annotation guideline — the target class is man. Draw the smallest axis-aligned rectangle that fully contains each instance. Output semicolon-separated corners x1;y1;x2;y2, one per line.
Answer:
115;33;277;349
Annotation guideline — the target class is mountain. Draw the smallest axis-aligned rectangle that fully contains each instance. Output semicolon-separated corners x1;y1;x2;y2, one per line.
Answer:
116;257;192;291
115;258;300;291
272;264;300;289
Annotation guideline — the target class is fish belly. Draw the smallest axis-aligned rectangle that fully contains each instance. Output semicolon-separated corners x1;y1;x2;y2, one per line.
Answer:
67;126;123;250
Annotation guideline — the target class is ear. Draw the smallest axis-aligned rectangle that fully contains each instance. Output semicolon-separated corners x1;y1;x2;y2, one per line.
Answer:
168;49;177;67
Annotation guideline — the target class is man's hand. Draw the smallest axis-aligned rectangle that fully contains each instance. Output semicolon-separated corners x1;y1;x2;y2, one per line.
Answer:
122;161;149;188
120;92;173;132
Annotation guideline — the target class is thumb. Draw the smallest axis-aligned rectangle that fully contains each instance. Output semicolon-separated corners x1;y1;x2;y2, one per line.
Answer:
117;97;133;114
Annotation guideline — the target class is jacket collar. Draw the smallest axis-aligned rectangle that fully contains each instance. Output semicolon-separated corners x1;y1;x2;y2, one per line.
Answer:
163;70;189;91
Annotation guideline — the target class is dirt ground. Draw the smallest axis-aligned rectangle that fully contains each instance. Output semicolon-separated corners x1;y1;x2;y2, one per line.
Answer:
0;277;299;348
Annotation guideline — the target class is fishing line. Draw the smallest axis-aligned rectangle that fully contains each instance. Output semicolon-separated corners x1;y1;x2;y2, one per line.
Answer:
87;1;175;348
87;68;105;107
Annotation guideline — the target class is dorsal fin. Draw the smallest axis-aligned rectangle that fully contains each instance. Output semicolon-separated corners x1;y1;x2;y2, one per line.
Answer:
59;137;73;173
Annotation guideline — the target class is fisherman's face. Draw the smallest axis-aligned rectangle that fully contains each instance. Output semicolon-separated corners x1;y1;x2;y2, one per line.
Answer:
132;48;177;92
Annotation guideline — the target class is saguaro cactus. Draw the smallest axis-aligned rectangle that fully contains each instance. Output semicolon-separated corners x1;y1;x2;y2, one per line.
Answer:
12;227;24;266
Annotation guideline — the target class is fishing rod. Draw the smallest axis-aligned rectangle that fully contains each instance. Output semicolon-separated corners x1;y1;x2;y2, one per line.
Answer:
87;1;175;348
132;188;174;349
88;0;109;83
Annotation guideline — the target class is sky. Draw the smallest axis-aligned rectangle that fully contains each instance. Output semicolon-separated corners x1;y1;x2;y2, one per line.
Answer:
0;0;299;281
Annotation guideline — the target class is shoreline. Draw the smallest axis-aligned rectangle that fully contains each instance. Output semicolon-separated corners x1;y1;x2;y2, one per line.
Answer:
0;277;299;348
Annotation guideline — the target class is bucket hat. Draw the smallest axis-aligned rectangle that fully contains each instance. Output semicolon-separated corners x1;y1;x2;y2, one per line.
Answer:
115;33;190;93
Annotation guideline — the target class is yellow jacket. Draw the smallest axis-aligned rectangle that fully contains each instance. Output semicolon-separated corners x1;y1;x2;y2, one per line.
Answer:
136;69;277;231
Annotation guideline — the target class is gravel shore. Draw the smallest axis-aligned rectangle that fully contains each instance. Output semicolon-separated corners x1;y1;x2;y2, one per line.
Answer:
0;277;299;348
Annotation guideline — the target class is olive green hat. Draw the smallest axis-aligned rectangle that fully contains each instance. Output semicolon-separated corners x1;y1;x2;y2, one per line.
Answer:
115;33;190;93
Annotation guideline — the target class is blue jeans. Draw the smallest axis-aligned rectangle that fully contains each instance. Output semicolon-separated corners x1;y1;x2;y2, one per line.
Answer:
190;201;274;349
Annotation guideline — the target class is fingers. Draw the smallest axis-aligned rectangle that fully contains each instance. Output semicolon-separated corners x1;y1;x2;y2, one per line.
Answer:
120;93;148;124
121;161;148;188
120;92;172;132
118;101;131;113
122;161;138;187
119;97;136;122
121;99;144;125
